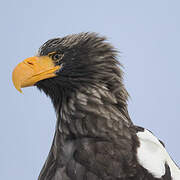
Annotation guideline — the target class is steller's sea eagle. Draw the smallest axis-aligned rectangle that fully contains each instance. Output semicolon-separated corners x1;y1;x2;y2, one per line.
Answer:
12;32;180;180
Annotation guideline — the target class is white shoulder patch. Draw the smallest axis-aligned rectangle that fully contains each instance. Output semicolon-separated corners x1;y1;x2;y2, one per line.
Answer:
136;129;180;179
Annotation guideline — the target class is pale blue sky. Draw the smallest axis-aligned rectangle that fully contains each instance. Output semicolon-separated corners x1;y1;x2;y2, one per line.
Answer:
1;0;180;179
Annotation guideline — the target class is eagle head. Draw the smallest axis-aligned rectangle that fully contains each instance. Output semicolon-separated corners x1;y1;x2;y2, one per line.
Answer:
12;32;130;121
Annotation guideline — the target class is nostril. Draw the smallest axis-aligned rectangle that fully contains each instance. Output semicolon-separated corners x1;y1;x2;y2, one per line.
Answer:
23;57;37;67
27;61;34;65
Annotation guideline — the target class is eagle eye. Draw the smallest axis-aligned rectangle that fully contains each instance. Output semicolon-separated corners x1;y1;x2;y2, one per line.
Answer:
51;53;64;63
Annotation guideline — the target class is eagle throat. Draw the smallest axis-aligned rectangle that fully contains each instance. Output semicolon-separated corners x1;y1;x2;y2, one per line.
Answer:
40;81;132;140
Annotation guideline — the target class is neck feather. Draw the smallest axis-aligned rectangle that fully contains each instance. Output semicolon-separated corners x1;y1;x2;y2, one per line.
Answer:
53;83;132;138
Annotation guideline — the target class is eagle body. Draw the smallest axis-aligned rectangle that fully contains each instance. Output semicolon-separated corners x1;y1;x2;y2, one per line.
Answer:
12;33;180;180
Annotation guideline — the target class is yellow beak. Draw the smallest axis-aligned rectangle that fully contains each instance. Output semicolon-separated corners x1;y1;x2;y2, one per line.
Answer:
12;56;60;93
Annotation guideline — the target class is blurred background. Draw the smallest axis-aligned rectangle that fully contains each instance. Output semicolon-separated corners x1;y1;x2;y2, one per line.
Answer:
0;0;180;179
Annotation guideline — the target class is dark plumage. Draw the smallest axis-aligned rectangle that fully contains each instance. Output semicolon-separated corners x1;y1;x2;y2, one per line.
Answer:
13;32;180;180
